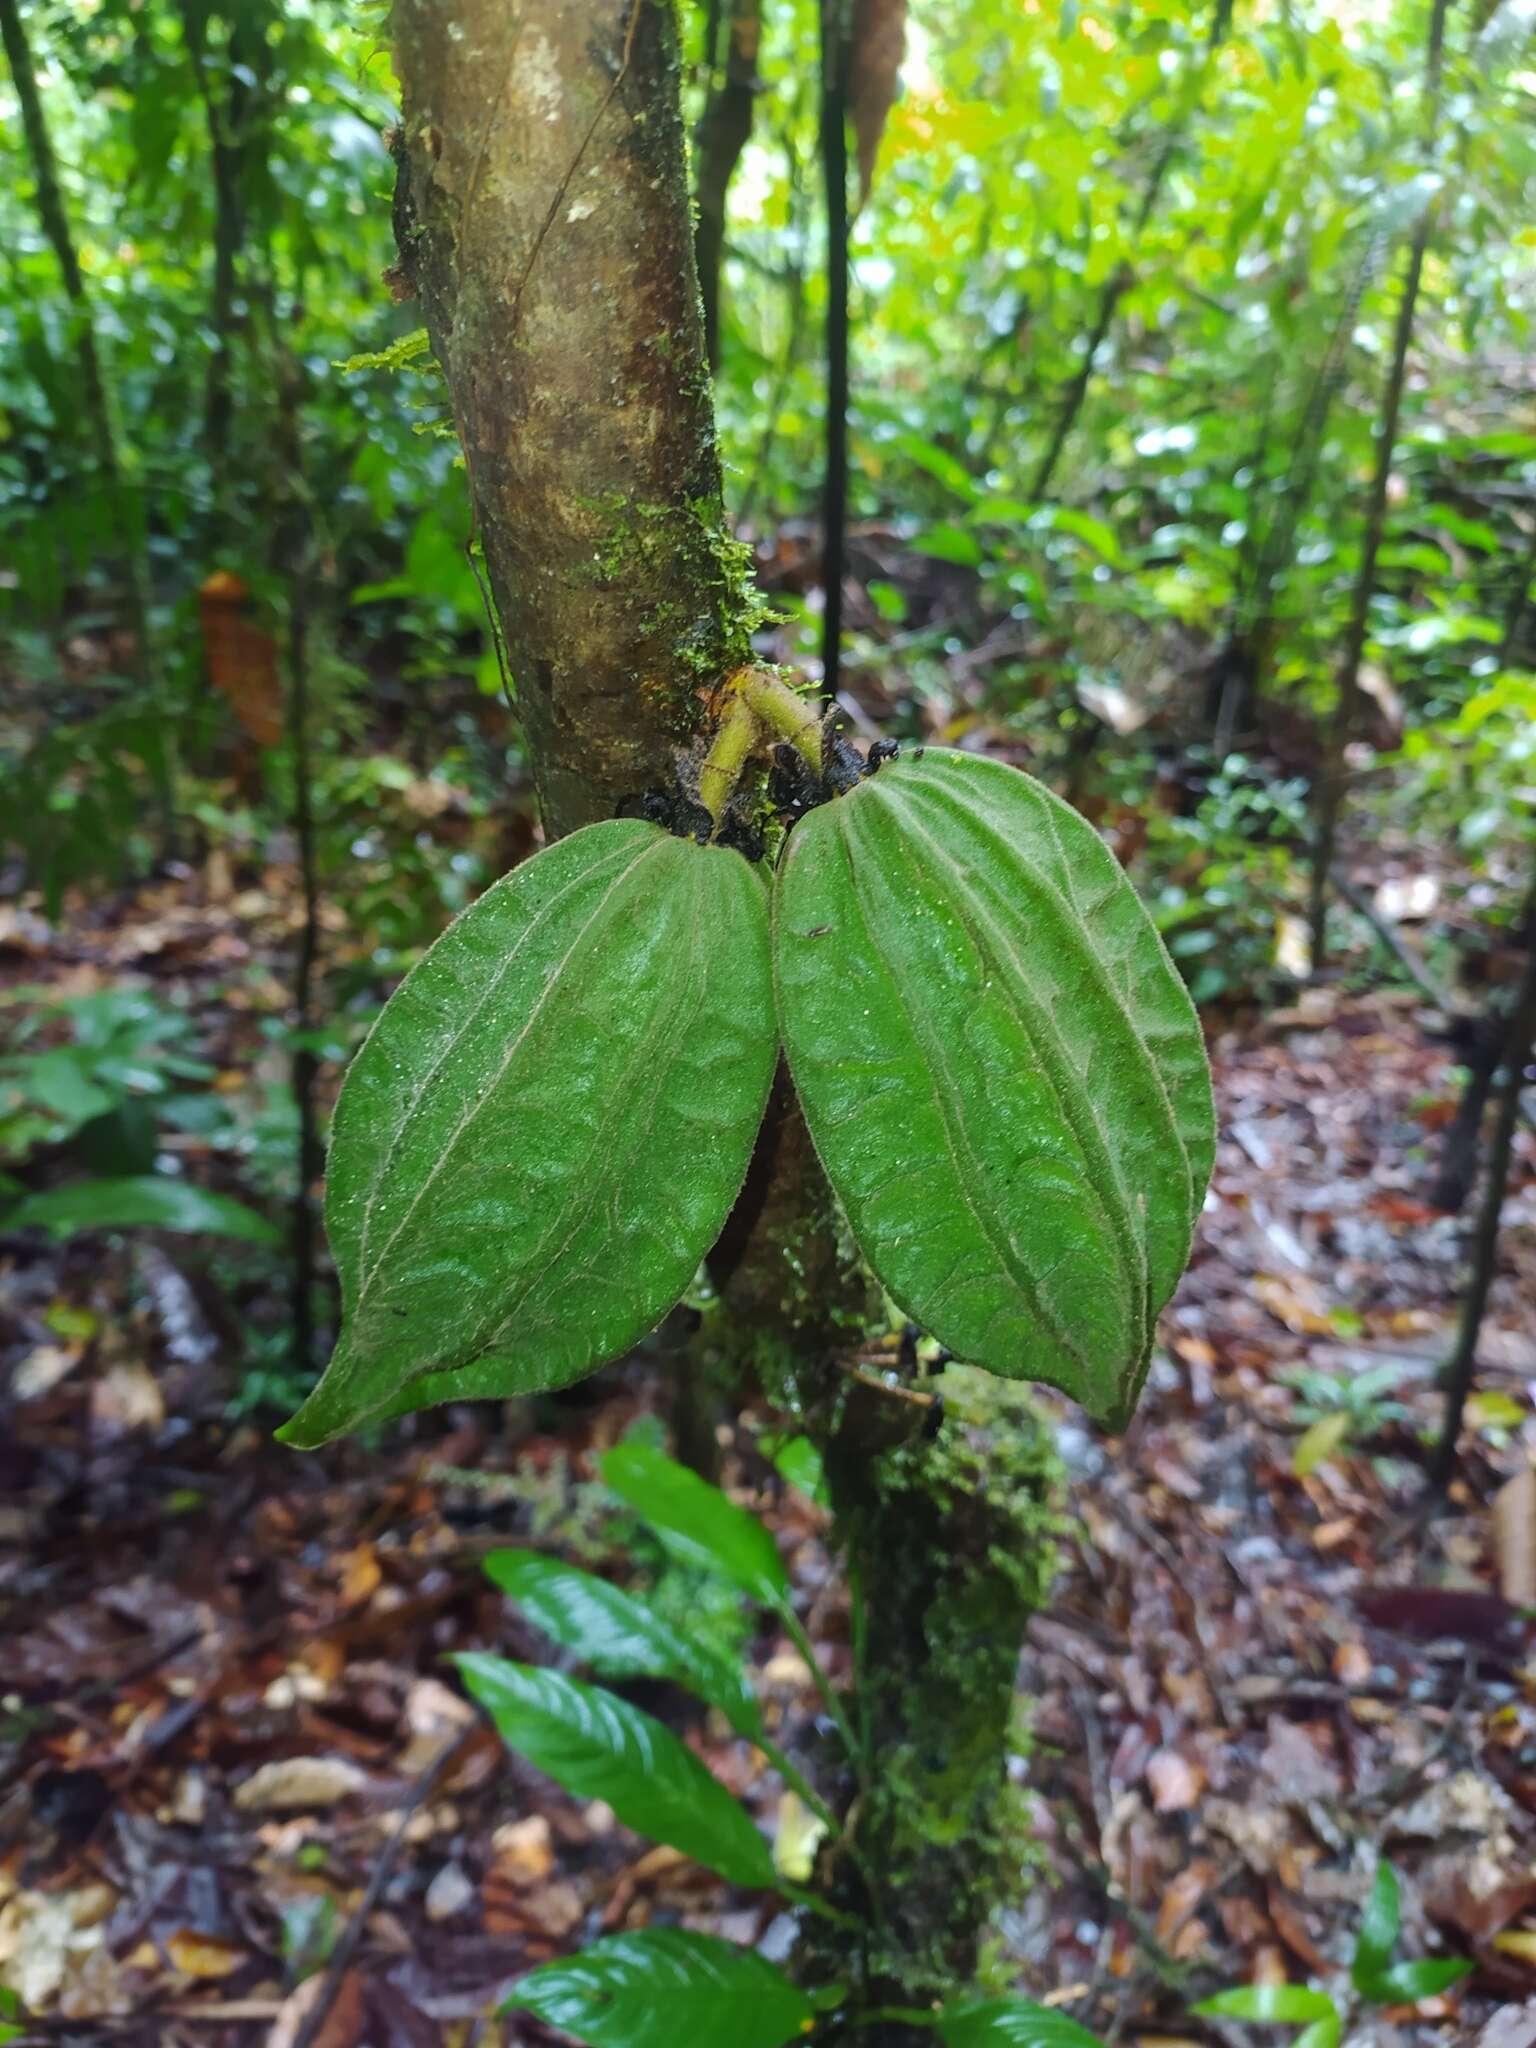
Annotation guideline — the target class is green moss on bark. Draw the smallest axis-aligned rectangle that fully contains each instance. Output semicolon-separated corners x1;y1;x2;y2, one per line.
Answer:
810;1370;1066;2029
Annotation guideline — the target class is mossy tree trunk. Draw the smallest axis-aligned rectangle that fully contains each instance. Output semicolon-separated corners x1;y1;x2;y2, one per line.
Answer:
390;0;762;837
389;0;1060;2018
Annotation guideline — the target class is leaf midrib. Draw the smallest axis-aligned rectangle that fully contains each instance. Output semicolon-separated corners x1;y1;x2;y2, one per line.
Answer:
827;799;1100;1383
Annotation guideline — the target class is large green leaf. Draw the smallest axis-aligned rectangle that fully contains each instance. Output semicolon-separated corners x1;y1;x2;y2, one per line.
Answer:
601;1440;789;1604
774;750;1214;1429
6;1176;280;1246
483;1548;761;1738
279;821;776;1447
504;1929;814;2048
938;1995;1106;2046
454;1653;775;1890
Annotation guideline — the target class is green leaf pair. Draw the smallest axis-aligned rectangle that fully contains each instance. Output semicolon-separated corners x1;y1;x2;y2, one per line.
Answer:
1193;1861;1472;2048
280;749;1214;1448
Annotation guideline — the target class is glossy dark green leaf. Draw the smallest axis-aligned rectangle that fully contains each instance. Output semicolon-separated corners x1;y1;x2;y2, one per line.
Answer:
1361;1957;1473;2003
1351;1860;1401;1990
482;1549;761;1738
938;1994;1106;2046
1193;1986;1337;2022
280;821;776;1448
774;749;1215;1429
6;1176;279;1246
455;1653;775;1890
601;1440;789;1604
504;1929;814;2048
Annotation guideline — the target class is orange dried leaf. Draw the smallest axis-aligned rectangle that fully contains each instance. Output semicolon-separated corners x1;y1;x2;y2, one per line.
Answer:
198;570;283;748
166;1929;246;1978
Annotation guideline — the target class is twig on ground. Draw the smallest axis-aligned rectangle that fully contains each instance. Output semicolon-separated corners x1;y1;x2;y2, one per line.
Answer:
290;1723;477;2048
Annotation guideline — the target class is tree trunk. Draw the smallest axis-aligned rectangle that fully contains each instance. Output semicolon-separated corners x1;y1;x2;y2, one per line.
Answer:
695;0;761;373
820;0;851;701
1308;0;1451;972
1430;871;1536;1487
179;0;263;526
1028;0;1231;505
389;0;1061;2010
811;1374;1063;2034
390;0;763;838
0;0;165;836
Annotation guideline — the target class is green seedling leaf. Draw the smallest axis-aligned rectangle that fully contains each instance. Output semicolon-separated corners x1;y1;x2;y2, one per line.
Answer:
1293;2020;1342;2048
774;750;1214;1429
7;1176;280;1246
280;821;776;1447
764;1432;828;1503
1294;1409;1353;1477
1352;1859;1401;1989
455;1653;775;1890
938;1993;1107;2045
602;1440;789;1604
504;1928;814;2048
1361;1957;1474;2003
1193;1986;1337;2022
482;1549;761;1738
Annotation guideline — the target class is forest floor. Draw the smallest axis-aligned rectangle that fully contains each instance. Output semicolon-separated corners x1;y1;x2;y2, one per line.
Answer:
3;868;1536;2048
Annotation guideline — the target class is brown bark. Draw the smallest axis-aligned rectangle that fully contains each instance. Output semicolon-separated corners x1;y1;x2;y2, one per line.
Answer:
695;0;761;372
390;0;761;838
1430;873;1536;1486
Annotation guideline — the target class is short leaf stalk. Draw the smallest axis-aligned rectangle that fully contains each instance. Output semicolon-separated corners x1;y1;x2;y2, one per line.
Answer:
698;665;826;827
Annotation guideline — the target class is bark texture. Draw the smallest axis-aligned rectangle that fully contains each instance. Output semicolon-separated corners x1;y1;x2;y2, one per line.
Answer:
391;0;761;838
814;1376;1062;2035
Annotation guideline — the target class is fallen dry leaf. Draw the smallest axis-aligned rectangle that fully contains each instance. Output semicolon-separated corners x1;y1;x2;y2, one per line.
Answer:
492;1814;555;1884
1495;1467;1536;1609
1146;1748;1204;1814
1478;2005;1536;2048
233;1757;370;1812
424;1863;475;1922
166;1929;247;1979
266;1966;366;2048
91;1359;166;1435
